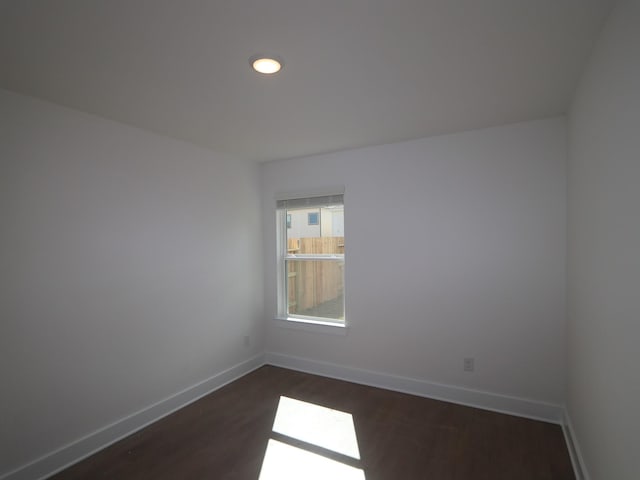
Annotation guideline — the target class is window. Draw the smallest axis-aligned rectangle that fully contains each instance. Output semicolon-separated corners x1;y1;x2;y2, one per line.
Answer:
307;212;319;225
277;194;345;325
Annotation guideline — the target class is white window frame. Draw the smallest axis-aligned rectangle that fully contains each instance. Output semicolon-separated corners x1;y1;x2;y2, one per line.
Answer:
275;192;346;332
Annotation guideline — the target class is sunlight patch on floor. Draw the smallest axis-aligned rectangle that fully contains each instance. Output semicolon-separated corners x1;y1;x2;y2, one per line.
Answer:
259;439;365;480
272;396;361;459
258;396;365;479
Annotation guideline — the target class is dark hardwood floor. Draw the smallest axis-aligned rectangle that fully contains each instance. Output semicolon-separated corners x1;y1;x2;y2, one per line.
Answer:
49;366;574;480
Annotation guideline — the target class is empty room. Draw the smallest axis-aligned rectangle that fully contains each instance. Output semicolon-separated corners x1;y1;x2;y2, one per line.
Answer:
1;1;638;479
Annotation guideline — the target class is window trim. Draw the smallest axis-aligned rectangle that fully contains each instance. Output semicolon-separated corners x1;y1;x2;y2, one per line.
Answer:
272;316;348;335
275;190;345;329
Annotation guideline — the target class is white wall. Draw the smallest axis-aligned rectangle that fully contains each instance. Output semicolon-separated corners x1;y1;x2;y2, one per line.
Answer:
262;117;567;405
567;1;640;478
0;89;264;476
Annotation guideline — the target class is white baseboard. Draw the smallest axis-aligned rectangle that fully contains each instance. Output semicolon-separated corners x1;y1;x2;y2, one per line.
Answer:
264;352;563;424
561;409;590;480
0;354;265;480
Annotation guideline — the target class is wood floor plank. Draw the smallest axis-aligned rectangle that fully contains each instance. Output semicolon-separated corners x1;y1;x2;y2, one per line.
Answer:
49;366;574;480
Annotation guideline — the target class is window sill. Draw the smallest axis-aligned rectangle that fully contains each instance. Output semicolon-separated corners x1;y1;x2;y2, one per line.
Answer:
273;317;348;336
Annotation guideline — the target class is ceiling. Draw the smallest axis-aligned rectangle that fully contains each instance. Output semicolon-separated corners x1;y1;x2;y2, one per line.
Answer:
0;0;615;161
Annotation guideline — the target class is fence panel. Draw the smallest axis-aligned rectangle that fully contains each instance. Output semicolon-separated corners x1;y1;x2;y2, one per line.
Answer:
286;237;344;315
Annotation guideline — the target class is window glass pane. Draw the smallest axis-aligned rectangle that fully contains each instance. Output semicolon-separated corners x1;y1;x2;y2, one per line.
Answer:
286;206;344;254
279;196;345;323
286;259;344;321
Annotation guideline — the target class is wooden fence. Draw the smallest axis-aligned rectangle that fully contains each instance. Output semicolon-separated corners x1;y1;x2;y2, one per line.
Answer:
287;237;344;315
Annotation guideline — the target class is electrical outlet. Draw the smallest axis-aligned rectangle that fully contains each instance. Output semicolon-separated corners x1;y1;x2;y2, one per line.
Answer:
243;335;250;347
463;357;475;372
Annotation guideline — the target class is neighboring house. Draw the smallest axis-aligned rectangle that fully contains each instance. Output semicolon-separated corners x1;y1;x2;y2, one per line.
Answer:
287;206;344;239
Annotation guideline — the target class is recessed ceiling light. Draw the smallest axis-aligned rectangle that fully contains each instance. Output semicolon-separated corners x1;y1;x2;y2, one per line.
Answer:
250;55;283;75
